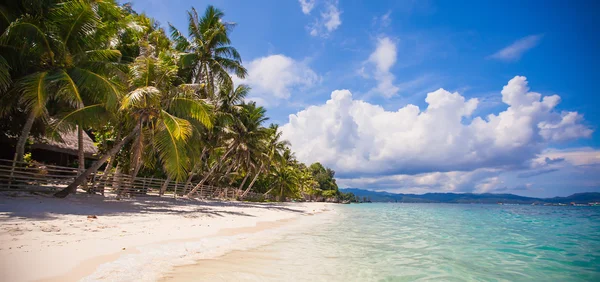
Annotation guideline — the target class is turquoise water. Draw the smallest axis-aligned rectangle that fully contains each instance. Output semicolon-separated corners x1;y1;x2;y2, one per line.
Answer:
175;204;600;281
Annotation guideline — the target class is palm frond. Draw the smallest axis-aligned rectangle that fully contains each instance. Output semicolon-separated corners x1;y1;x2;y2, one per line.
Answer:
16;71;48;114
1;17;54;62
168;97;213;129
155;110;193;180
214;46;241;61
178;52;199;69
69;67;123;109
168;23;190;51
50;0;100;53
52;69;83;107
0;55;10;91
82;49;122;63
53;103;110;130
121;86;160;110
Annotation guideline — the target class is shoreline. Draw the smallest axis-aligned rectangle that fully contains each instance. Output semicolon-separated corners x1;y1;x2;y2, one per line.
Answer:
0;193;336;282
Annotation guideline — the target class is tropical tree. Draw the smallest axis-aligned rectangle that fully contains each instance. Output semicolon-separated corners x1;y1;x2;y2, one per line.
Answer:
240;124;288;198
0;2;342;203
54;39;212;197
169;6;247;99
0;0;125;170
186;101;268;197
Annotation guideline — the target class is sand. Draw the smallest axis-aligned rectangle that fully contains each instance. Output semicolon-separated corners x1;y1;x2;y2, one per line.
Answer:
0;192;334;282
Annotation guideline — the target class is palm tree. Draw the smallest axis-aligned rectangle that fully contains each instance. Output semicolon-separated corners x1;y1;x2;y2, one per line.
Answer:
269;162;300;201
54;40;212;197
169;6;247;99
186;101;268;197
241;124;288;198
1;0;124;167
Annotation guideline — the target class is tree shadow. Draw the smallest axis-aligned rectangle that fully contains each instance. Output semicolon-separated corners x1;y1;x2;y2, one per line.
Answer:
0;194;307;221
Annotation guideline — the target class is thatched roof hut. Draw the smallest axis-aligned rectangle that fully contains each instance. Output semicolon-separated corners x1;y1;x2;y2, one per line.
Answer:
31;130;98;158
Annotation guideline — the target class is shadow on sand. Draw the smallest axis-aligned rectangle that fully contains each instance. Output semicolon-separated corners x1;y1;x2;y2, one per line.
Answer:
0;193;308;221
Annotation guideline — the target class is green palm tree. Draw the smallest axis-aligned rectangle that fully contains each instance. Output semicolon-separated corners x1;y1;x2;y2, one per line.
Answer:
269;163;300;201
186;101;268;197
54;40;212;197
169;6;247;99
1;0;125;168
241;124;288;198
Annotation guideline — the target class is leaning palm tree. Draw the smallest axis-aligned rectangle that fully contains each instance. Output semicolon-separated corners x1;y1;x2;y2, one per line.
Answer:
54;41;212;197
186;101;268;197
169;6;247;99
240;124;288;198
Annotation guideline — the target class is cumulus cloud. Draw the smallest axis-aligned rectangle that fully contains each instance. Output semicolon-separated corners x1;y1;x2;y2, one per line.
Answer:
298;0;315;15
490;34;543;62
335;146;600;195
234;55;319;106
281;76;592;179
336;168;499;194
307;2;341;37
364;37;399;97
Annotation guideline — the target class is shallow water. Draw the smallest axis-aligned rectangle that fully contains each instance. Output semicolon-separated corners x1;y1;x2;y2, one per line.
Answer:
166;204;600;281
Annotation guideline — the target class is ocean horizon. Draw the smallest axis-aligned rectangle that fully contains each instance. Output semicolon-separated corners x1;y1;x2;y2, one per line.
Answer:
164;203;600;281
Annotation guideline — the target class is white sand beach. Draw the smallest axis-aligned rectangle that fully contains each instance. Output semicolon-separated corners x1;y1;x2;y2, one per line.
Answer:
0;193;334;282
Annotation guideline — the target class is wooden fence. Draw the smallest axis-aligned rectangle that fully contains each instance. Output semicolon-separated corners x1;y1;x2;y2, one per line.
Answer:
0;159;268;200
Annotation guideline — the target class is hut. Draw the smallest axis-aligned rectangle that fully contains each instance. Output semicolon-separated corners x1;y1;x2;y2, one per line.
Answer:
30;130;98;166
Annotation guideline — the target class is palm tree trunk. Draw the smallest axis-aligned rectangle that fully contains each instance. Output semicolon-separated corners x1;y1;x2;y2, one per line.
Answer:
93;156;114;195
186;146;234;197
263;186;275;197
129;121;144;178
279;183;284;202
14;110;36;162
54;124;142;198
241;163;264;198
183;148;207;194
159;175;171;196
236;173;250;197
77;125;87;192
77;126;85;172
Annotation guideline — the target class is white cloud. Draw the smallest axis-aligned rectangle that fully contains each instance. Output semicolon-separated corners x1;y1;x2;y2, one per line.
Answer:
337;168;500;194
365;37;399;97
534;148;600;167
490;34;543;62
307;2;341;37
281;76;592;179
335;146;600;195
298;0;315;15
475;176;504;193
323;3;341;31
234;55;319;106
373;11;392;27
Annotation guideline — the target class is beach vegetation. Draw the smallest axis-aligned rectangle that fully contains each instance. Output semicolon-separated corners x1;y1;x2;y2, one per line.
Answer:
0;0;353;202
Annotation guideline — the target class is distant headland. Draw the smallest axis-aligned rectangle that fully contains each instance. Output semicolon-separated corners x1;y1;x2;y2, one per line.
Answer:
340;189;600;205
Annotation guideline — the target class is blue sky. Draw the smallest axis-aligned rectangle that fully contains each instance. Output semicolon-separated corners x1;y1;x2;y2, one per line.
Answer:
130;0;600;197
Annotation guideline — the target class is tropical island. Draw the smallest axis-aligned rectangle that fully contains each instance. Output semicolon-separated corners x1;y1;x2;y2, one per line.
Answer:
342;188;600;205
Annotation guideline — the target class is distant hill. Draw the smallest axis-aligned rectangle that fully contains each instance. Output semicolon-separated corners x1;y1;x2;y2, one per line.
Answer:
340;188;600;204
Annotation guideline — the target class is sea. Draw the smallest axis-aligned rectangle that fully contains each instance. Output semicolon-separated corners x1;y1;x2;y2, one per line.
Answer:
164;203;600;281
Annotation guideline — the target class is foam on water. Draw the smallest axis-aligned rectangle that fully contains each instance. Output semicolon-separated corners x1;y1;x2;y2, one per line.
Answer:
165;204;600;281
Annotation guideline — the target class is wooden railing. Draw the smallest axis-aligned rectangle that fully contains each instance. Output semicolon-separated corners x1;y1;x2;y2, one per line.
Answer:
0;159;268;200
